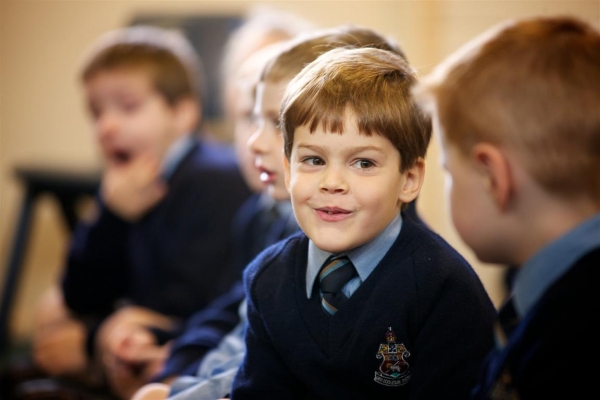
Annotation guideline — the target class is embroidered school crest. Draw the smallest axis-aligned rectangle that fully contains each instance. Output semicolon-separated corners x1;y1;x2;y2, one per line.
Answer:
490;368;520;400
374;327;411;387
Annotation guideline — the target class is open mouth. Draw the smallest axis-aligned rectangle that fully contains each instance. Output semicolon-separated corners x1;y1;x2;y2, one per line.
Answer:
110;150;132;165
257;166;275;184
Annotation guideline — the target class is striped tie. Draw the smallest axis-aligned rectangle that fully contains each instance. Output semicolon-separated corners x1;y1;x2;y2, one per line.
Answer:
318;256;357;315
494;294;519;347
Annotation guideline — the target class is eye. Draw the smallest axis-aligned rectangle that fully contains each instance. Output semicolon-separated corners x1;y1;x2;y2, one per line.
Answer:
302;157;325;166
352;159;375;170
122;100;141;113
88;104;101;120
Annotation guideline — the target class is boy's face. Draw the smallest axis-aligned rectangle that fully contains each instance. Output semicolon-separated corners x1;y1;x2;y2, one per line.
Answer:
284;112;419;253
439;129;502;263
85;68;187;168
248;80;289;200
231;79;263;192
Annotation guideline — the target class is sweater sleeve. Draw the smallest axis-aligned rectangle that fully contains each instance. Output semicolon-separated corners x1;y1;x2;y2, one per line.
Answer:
152;281;245;382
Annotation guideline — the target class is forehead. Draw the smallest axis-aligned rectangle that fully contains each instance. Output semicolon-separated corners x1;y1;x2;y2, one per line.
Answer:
294;112;396;151
84;67;156;96
86;65;155;86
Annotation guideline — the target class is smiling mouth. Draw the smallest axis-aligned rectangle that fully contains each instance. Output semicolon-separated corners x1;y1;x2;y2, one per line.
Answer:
319;207;350;213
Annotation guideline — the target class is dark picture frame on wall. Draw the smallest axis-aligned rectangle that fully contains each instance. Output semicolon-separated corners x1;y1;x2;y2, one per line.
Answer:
129;14;243;121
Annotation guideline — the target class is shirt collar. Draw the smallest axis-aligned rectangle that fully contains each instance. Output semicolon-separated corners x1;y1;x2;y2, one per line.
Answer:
160;133;195;180
513;213;600;318
306;212;403;298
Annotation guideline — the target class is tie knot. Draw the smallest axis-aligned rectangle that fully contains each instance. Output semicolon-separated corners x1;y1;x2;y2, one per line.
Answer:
318;256;357;315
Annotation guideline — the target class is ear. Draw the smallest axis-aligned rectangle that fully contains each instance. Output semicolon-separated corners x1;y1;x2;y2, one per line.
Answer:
283;155;292;192
471;143;513;210
398;157;425;204
173;98;200;135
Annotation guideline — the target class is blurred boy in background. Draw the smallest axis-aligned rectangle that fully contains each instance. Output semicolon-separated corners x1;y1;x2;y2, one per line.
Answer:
415;15;600;399
30;25;251;399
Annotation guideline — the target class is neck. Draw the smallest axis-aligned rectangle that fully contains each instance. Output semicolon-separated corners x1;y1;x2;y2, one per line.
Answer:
509;192;599;266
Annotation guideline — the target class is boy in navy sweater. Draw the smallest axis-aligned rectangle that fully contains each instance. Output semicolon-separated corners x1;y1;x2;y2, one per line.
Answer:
231;46;496;399
30;26;251;398
415;16;600;399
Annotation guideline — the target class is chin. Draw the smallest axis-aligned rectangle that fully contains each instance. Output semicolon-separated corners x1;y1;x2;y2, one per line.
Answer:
309;234;355;254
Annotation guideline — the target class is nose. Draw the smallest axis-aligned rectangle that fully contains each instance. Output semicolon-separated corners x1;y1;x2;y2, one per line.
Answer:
247;121;271;156
320;165;349;194
95;110;120;143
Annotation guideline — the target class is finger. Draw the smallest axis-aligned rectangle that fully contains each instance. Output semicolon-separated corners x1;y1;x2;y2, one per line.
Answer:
131;383;170;400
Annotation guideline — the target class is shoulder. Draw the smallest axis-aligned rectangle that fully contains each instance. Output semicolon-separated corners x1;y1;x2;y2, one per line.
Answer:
397;218;485;290
174;139;251;197
189;139;239;169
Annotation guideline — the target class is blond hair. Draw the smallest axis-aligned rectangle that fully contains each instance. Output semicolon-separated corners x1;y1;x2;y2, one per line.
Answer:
415;16;600;197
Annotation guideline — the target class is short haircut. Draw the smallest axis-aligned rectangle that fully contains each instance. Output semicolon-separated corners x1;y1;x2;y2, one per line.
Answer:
415;16;600;198
262;24;407;84
80;25;203;107
281;46;431;172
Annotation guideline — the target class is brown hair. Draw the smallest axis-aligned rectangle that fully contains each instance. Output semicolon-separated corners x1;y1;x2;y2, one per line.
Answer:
80;25;203;107
415;16;600;198
280;46;431;172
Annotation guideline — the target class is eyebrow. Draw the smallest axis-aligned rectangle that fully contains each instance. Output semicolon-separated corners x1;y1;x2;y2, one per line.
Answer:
296;143;385;156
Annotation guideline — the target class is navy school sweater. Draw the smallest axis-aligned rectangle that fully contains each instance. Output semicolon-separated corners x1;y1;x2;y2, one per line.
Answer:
232;215;496;399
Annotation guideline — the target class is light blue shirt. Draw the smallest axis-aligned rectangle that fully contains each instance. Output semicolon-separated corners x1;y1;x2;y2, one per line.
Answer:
512;213;600;318
305;212;403;299
160;133;195;180
169;300;247;400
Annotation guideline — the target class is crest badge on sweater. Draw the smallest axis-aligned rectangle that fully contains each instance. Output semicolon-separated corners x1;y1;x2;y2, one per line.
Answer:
374;327;411;387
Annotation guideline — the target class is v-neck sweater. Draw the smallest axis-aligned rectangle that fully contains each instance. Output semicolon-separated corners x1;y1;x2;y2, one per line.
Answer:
232;216;496;399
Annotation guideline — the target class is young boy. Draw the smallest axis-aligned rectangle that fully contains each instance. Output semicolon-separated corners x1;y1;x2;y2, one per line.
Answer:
414;16;600;399
231;46;497;398
30;25;252;397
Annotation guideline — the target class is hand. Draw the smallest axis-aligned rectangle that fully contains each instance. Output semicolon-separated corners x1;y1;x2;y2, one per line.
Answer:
101;154;167;221
32;318;88;376
32;287;89;376
131;383;170;400
95;307;175;399
96;306;175;354
103;328;170;399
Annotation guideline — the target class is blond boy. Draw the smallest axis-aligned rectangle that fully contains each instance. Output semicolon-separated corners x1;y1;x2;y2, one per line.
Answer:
415;16;600;399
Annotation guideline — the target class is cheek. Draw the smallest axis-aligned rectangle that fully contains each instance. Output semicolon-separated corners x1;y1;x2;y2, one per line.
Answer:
448;182;478;250
287;172;311;201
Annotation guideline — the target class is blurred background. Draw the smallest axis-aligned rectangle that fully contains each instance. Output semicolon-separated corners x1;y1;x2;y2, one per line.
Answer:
1;0;598;354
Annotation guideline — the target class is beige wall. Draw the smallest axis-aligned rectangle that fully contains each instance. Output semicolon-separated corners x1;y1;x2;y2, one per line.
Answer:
1;0;598;342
